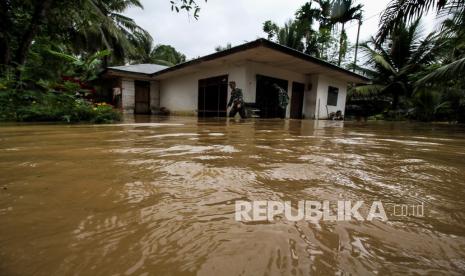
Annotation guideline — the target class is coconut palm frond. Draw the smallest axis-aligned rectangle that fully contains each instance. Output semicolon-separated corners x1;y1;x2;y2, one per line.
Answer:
352;64;379;77
373;53;396;74
151;59;175;67
377;0;446;43
108;0;143;12
409;32;441;65
350;84;386;96
416;57;465;86
48;50;79;63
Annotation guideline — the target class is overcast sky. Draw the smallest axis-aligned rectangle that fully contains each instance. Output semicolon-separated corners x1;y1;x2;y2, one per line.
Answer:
124;0;433;59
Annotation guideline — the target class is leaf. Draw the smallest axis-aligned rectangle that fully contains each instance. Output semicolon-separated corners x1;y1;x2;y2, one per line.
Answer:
350;84;386;96
48;50;79;63
416;57;465;86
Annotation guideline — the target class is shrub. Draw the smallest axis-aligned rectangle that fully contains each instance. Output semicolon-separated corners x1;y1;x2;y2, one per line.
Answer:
90;103;122;123
0;90;121;123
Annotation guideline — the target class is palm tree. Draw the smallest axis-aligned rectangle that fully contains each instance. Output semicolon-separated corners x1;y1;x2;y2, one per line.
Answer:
415;9;465;86
377;0;465;43
293;0;337;58
215;43;232;52
352;19;440;109
129;33;186;66
314;0;337;60
330;0;363;66
0;0;203;68
67;0;150;63
130;32;156;64
151;44;186;65
295;2;321;56
263;20;305;51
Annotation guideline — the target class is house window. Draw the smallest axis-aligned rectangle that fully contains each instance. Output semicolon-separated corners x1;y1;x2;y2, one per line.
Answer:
327;86;339;106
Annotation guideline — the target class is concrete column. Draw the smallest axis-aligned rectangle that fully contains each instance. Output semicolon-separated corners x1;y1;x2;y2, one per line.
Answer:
121;79;135;114
303;75;319;119
150;81;160;114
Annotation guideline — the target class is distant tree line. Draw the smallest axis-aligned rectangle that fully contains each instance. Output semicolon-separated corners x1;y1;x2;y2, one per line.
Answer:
0;0;202;122
262;0;465;122
262;0;363;67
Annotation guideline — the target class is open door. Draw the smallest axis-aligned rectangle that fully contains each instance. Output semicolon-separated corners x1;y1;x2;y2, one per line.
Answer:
256;75;288;118
290;82;305;119
198;75;228;117
135;81;151;114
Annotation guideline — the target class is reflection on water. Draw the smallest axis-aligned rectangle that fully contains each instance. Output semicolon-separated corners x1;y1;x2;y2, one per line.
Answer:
1;117;465;275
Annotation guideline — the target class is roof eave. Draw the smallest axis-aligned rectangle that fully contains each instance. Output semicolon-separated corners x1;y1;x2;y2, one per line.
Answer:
102;68;153;78
150;38;370;83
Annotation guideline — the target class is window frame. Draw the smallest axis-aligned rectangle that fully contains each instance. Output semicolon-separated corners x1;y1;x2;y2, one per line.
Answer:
327;86;339;106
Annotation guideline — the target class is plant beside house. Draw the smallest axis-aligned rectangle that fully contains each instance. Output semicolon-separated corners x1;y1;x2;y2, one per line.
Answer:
0;50;121;123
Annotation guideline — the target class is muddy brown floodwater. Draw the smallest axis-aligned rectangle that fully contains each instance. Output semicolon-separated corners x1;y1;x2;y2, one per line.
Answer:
1;116;465;275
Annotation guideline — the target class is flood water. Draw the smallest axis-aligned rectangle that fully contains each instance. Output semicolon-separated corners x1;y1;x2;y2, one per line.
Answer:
1;116;465;275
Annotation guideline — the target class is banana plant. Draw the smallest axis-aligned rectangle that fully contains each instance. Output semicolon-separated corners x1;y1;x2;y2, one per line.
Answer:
48;49;111;82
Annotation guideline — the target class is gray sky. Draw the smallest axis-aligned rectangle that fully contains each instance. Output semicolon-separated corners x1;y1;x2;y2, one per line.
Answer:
124;0;432;59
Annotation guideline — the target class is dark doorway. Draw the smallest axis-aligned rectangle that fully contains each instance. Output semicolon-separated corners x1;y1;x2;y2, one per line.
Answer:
198;75;228;117
256;75;289;118
135;81;151;114
290;82;305;119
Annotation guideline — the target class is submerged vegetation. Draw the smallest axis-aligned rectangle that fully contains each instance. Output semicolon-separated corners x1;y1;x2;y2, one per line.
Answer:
0;0;463;123
351;0;465;122
0;50;121;123
263;0;465;122
0;0;200;123
263;0;363;66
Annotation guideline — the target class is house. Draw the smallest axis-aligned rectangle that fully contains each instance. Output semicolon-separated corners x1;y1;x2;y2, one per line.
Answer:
101;38;369;119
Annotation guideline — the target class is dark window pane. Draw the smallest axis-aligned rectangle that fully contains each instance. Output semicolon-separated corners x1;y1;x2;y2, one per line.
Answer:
327;86;338;106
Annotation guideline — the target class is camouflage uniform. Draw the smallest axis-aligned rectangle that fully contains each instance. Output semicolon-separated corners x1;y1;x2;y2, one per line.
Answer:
228;88;246;118
277;86;289;118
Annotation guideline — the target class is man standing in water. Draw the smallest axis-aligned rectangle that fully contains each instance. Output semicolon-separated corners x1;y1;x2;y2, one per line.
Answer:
273;83;289;118
227;81;247;119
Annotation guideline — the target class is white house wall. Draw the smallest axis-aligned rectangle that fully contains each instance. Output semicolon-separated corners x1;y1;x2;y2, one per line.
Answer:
150;81;160;113
303;74;319;119
313;75;347;119
244;61;308;118
121;78;161;114
125;63;350;119
121;79;135;114
159;64;246;115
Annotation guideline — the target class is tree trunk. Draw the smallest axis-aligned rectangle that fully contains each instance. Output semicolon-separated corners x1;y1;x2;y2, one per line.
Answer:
353;20;362;72
14;0;54;67
337;23;345;67
0;0;11;65
0;32;11;66
392;93;399;110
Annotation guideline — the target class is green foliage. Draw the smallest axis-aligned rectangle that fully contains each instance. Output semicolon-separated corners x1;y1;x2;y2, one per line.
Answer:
215;43;232;52
129;33;186;66
411;89;448;121
0;0;198;123
48;49;111;82
170;0;206;20
377;0;465;43
330;0;363;23
351;19;440;110
263;19;306;52
348;0;465;122
1;0;200;68
0;47;121;124
263;0;362;66
329;0;363;65
0;89;121;123
416;57;465;86
151;45;186;65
